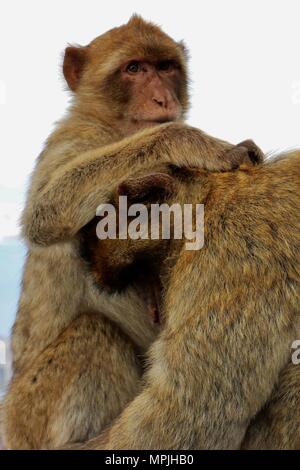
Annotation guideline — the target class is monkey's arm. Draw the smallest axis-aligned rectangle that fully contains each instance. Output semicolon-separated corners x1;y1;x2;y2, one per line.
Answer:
23;124;259;245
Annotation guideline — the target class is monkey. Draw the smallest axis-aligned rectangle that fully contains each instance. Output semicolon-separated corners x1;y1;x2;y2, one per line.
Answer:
1;15;263;449
73;151;300;450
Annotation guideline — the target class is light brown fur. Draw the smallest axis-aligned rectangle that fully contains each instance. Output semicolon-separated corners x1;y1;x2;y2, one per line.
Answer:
76;152;300;449
1;16;260;449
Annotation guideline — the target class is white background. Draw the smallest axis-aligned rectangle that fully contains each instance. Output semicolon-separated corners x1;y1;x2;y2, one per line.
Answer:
0;0;300;238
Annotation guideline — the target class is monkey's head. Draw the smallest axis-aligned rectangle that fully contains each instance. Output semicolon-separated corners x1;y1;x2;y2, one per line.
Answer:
79;168;199;293
63;15;189;134
80;171;177;292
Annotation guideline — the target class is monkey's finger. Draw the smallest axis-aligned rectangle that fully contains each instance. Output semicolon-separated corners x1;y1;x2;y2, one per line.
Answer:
236;139;264;164
223;146;253;169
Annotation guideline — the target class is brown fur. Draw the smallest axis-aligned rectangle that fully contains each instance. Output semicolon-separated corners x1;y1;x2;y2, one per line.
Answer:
1;16;261;449
76;152;300;449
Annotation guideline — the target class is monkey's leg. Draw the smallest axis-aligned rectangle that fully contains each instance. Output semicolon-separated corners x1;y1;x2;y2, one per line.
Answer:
241;362;300;450
3;312;141;449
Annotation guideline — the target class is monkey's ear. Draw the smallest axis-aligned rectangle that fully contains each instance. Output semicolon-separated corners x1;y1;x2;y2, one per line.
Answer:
118;173;177;204
63;46;87;91
178;40;189;61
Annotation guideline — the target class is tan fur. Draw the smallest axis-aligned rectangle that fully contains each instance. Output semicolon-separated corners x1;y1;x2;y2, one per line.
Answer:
4;313;141;449
1;16;259;449
76;152;300;449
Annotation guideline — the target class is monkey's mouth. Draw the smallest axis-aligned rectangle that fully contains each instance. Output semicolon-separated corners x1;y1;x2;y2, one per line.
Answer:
153;117;176;123
129;115;178;131
141;116;176;125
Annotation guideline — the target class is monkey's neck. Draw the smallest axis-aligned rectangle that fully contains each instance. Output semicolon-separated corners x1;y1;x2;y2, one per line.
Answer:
68;100;123;139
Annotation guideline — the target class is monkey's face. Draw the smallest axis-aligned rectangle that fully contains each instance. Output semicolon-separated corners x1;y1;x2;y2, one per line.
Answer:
117;59;182;130
63;15;189;134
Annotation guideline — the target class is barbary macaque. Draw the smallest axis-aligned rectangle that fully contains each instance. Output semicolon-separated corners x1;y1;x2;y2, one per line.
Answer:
76;151;300;450
2;15;262;449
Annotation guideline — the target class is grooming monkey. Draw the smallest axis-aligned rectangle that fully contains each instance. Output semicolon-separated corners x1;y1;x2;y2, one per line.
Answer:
2;16;262;449
75;152;300;450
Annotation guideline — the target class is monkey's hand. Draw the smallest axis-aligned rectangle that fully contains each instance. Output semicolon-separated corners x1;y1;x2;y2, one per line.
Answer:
157;124;264;172
224;139;264;167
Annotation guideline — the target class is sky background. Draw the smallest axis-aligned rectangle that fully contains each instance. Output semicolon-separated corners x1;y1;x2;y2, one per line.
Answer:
0;0;300;335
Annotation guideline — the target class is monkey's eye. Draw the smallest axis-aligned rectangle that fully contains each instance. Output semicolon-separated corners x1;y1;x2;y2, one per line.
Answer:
126;61;141;74
157;61;173;72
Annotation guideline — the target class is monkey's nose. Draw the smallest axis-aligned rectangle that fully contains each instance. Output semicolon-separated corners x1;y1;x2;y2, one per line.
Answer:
152;96;166;108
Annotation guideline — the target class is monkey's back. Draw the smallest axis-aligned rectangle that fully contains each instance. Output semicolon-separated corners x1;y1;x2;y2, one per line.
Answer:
158;153;300;449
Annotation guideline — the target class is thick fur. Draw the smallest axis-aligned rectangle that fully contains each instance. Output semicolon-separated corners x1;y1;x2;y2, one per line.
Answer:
1;16;258;449
76;152;300;449
4;313;141;449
